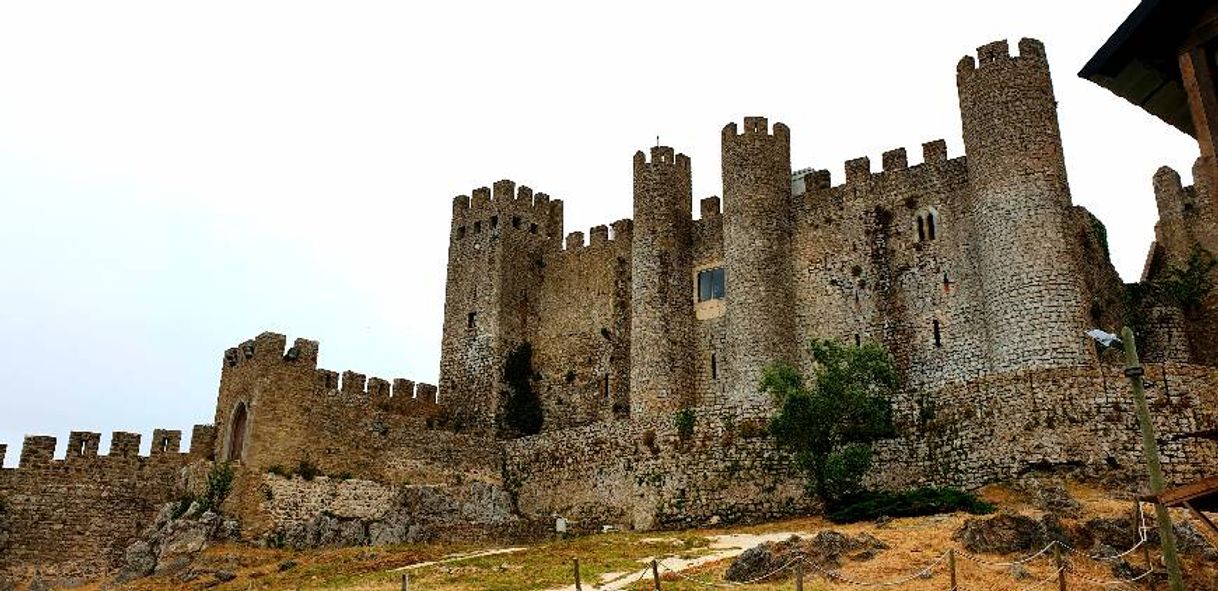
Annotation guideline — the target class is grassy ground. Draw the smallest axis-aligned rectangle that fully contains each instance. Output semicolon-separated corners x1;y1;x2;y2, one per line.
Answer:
85;483;1218;591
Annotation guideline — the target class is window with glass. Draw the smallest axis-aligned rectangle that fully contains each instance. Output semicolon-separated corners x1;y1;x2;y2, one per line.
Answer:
697;267;725;302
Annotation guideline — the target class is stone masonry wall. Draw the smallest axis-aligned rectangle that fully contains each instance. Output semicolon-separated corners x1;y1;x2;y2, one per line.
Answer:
0;427;213;586
505;363;1218;532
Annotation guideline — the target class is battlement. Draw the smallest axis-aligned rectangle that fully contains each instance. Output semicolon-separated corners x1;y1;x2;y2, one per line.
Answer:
310;366;440;416
801;139;960;196
223;331;320;371
559;219;634;252
3;425;212;471
451;180;562;218
722;116;790;141
957;38;1047;76
700;196;721;219
633;146;691;170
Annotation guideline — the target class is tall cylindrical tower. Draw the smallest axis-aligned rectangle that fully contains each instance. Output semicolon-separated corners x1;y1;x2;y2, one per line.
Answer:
957;38;1089;371
722;117;796;400
630;146;696;417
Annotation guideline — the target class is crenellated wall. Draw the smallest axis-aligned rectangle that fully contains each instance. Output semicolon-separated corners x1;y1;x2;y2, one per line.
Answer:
0;427;211;584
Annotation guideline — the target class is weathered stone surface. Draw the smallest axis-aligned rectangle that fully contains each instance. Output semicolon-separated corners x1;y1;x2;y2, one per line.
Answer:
724;531;889;583
953;513;1045;554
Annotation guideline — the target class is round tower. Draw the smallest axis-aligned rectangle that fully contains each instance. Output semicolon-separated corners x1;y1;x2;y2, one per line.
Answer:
957;39;1089;371
721;117;796;400
630;146;696;417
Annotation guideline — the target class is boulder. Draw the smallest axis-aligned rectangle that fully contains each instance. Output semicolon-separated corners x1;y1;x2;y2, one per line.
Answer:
953;512;1045;553
724;531;889;583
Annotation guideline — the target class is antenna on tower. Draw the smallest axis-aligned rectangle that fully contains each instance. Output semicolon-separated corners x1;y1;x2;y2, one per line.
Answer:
656;135;660;147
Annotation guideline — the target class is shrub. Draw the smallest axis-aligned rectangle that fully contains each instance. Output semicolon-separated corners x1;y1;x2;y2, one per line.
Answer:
266;464;292;478
674;409;696;441
764;339;897;503
502;342;544;437
295;459;321;481
826;487;995;523
197;462;235;514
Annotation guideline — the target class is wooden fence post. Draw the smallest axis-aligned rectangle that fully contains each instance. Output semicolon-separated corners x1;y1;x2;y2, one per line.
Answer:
949;549;957;591
400;572;410;591
795;559;805;591
652;559;661;590
1053;543;1067;591
573;557;582;591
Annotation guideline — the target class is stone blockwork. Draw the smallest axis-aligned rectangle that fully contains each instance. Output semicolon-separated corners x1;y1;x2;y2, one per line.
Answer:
0;428;213;585
504;363;1218;531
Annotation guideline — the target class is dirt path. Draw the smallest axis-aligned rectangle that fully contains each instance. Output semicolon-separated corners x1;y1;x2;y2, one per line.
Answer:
544;531;806;591
388;546;528;572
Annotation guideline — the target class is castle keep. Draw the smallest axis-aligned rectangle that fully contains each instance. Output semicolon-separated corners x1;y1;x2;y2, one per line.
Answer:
3;37;1218;587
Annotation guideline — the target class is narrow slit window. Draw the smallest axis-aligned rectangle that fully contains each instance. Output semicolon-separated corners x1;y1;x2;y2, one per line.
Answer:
926;212;937;240
917;216;926;242
456;226;466;239
855;334;861;347
474;221;482;234
932;319;942;348
512;216;521;229
697;267;726;302
467;311;477;329
711;353;718;380
490;215;498;229
602;374;610;397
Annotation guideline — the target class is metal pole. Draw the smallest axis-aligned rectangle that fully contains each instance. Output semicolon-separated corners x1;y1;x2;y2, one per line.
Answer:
1054;543;1067;591
949;549;957;591
652;559;661;590
1121;327;1185;591
573;557;582;591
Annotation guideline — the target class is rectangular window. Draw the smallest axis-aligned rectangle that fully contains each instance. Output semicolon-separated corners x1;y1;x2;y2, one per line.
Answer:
467;311;477;329
697;267;725;302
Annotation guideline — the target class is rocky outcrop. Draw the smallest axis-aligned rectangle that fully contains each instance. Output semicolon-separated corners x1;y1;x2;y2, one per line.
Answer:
117;502;240;582
724;531;889;583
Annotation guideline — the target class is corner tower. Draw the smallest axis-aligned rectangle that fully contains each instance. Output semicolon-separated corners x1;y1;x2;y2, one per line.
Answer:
630;146;696;417
957;39;1089;371
721;117;797;399
439;180;562;433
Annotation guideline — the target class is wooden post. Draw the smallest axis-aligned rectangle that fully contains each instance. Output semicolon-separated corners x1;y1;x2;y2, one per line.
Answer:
400;572;410;591
795;560;805;591
573;557;582;591
652;559;661;590
1054;543;1067;591
1137;501;1154;588
949;549;957;591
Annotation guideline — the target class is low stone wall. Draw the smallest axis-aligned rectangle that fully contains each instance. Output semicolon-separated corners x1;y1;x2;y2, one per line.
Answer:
256;474;539;548
504;363;1218;531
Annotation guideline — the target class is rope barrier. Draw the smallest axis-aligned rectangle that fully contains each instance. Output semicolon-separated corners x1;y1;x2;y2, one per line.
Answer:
798;552;949;587
956;542;1057;567
657;554;804;587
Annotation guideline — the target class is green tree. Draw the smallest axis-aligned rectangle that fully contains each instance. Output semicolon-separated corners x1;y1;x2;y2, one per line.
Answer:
501;342;543;437
764;340;897;503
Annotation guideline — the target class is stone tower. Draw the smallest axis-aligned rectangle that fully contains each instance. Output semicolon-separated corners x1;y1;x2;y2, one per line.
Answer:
630;146;696;417
439;180;562;432
957;39;1089;371
721;117;797;399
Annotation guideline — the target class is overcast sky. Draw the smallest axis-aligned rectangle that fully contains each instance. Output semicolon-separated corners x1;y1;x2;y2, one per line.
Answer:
0;1;1200;466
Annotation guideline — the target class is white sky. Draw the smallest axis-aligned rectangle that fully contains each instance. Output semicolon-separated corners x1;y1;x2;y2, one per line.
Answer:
0;1;1200;466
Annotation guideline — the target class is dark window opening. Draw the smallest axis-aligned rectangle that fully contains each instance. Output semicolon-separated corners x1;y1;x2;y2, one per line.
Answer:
711;353;718;380
490;215;498;229
917;216;926;242
529;223;538;234
227;402;248;463
932;319;942;348
456;226;466;239
942;272;951;294
697;267;726;302
926;212;937;240
602;374;610;397
467;311;477;329
855;333;861;347
512;216;521;229
160;437;170;453
474;221;482;233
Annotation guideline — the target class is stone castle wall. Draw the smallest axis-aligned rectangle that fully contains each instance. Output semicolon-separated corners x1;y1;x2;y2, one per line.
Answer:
0;427;214;585
503;362;1218;531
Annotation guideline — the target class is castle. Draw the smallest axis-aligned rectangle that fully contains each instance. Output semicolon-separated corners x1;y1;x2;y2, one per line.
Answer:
3;37;1218;587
